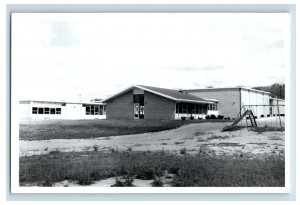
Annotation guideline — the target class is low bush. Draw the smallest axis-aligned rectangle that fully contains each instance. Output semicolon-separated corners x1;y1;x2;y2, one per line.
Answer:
267;114;271;117
260;115;264;118
111;176;134;187
210;115;216;119
181;116;186;121
151;177;163;187
179;147;187;155
189;116;195;120
217;115;224;120
198;117;203;120
224;117;231;120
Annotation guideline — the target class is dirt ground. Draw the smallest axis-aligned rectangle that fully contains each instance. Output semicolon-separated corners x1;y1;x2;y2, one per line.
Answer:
20;118;285;159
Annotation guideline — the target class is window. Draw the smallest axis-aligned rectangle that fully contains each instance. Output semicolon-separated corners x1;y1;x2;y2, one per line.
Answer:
85;104;105;115
50;108;56;114
179;104;182;113
38;108;44;114
32;107;38;114
44;107;50;114
100;105;103;115
91;105;95;115
103;105;106;115
95;106;99;115
56;108;61;114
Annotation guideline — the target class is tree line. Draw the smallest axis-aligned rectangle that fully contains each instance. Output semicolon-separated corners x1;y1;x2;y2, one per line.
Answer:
252;83;285;99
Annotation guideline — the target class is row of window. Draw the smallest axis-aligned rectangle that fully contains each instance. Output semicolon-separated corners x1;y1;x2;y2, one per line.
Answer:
85;105;106;115
176;103;207;114
32;107;61;115
176;103;218;114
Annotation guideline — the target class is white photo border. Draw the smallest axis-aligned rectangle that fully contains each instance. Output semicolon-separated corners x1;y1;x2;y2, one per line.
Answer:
5;2;297;201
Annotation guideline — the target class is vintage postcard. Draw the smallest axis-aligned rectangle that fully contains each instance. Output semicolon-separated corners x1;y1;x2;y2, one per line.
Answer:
10;13;290;193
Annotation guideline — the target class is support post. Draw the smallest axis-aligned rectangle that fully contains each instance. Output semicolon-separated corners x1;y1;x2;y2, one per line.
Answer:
277;100;282;132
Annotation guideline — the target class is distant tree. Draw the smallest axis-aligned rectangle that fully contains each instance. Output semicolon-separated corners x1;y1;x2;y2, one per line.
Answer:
91;98;102;102
206;85;215;88
252;83;285;99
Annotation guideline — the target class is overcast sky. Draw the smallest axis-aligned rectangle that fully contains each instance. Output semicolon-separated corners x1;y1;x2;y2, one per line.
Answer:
12;13;289;102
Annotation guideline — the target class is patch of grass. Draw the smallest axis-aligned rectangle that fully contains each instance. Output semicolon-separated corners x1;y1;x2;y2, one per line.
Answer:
19;119;229;141
207;135;230;140
179;147;187;155
217;143;243;147
151;177;164;187
111;176;135;187
250;127;285;133
174;142;184;145
269;137;282;141
19;150;285;187
93;145;99;152
247;143;268;145
194;131;206;136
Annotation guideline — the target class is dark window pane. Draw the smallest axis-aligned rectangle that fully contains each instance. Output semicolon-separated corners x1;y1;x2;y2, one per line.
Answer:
38;108;43;114
44;107;50;114
32;107;38;114
56;108;61;114
50;108;55;114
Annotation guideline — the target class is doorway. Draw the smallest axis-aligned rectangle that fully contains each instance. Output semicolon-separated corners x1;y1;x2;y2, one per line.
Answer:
133;94;144;119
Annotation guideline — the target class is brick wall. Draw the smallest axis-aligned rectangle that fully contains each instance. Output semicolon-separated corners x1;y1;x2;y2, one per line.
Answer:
106;90;133;120
188;89;241;119
144;91;175;120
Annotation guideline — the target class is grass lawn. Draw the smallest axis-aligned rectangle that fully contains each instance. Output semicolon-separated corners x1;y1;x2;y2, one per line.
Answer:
19;150;285;187
20;119;229;141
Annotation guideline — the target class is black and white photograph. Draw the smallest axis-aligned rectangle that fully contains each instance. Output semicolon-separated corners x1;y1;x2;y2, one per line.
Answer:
11;12;290;193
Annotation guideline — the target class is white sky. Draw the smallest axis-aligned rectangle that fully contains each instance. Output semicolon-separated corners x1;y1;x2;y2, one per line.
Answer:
12;13;289;102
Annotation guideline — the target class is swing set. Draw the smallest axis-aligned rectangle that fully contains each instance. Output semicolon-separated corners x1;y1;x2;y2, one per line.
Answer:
222;101;284;132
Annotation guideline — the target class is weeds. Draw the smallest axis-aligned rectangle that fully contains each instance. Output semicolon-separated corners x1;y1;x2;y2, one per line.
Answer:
180;147;187;155
93;145;99;152
151;177;164;187
111;176;135;187
19;150;285;187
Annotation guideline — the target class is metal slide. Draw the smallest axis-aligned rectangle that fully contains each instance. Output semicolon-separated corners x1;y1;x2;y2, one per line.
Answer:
222;109;257;131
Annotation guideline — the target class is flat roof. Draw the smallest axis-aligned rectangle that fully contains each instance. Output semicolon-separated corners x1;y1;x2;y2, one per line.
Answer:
183;87;271;95
19;100;105;105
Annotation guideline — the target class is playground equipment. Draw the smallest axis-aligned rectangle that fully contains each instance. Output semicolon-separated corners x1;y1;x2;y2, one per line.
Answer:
222;103;284;132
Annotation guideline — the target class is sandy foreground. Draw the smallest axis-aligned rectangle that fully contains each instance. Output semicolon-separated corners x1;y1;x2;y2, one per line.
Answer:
20;121;285;159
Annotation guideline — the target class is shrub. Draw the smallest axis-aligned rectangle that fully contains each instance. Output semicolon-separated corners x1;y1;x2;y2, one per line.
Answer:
111;176;134;187
210;115;216;119
205;115;210;119
78;175;93;185
198;117;203;120
260;115;264;118
280;114;285;116
189;116;194;120
267;114;270;117
254;116;257;119
49;149;60;155
168;167;180;175
136;170;155;180
179;147;187;155
181;116;186;121
151;177;163;187
217;115;224;120
224;117;230;120
93;145;99;152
